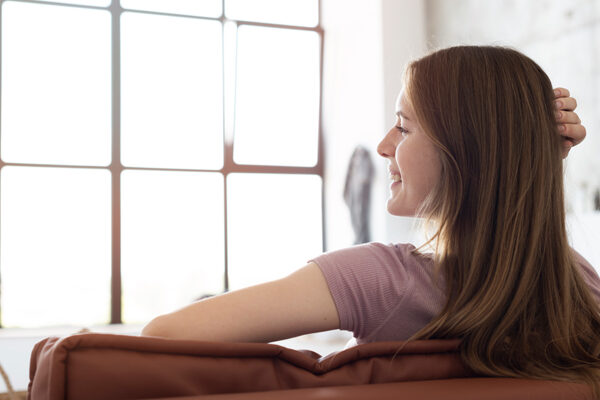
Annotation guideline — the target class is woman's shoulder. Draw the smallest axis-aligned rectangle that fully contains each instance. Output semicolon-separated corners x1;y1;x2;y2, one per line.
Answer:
308;242;439;341
310;242;437;294
312;241;433;269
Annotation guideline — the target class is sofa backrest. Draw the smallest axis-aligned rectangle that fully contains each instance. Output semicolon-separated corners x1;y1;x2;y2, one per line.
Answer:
27;333;592;400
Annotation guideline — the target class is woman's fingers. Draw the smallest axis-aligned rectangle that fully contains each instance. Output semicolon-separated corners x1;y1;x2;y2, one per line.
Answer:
559;122;586;146
556;110;581;124
553;87;577;111
554;96;577;111
553;87;570;99
556;106;585;146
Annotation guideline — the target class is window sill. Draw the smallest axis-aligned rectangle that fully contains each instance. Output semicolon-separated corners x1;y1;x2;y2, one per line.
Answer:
0;325;351;351
0;323;143;339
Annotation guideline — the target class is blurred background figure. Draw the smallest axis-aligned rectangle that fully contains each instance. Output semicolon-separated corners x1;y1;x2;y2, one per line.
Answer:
343;146;374;244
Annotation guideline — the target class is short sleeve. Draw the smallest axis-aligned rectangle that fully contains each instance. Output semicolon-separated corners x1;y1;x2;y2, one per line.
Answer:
309;242;415;340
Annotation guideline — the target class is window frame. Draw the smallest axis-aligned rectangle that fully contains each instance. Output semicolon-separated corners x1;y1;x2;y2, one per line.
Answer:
0;0;325;327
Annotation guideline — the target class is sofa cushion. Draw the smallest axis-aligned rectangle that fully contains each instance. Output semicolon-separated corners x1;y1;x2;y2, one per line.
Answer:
27;333;591;400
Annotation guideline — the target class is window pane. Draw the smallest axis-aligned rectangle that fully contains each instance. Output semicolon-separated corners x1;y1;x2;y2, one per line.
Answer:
121;170;225;324
226;0;318;27
234;26;320;167
0;166;111;328
35;0;111;6
227;173;322;289
1;1;111;166
120;0;221;18
121;12;223;170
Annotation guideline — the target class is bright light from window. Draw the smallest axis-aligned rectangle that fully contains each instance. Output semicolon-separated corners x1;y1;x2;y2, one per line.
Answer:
226;0;318;27
35;0;111;6
227;173;323;289
1;1;111;167
120;12;224;170
234;26;320;167
0;1;323;329
120;0;221;17
0;166;111;328
121;170;225;324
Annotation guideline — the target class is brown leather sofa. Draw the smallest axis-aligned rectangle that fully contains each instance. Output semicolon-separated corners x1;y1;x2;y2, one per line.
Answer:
27;333;593;400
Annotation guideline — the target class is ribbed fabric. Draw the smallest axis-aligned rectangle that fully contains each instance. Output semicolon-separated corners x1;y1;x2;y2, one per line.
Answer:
311;243;600;345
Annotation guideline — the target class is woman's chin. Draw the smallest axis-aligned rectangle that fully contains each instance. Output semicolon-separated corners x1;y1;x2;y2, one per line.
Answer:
387;202;408;217
386;200;420;217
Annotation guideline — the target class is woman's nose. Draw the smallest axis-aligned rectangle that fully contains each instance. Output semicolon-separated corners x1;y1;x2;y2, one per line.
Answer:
377;130;395;158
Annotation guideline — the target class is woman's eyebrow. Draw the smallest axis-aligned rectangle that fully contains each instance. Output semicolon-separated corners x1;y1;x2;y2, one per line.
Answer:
395;110;411;120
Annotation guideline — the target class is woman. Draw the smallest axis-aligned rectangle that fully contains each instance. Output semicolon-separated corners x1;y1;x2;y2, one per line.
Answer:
142;46;598;394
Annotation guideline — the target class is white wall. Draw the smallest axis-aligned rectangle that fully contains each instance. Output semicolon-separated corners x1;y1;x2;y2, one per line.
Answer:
380;0;428;245
321;0;427;251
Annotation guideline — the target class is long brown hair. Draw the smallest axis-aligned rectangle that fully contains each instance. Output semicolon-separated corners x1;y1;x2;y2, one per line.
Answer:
403;46;600;397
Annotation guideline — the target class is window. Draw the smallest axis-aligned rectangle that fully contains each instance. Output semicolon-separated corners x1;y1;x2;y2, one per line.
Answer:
0;0;323;328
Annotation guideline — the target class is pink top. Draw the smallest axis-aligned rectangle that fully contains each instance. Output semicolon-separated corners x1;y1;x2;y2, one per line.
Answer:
311;242;600;344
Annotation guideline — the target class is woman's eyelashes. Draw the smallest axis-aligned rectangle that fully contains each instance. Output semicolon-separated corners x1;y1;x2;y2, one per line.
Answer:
395;125;409;134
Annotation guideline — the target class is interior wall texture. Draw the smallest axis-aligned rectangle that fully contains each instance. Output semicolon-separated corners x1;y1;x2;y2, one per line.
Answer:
425;0;600;268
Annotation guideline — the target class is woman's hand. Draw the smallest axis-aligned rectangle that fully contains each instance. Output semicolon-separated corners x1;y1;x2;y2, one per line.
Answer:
554;87;586;159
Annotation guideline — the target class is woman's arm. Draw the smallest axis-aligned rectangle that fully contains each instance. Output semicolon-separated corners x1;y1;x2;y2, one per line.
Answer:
141;262;340;342
141;88;583;343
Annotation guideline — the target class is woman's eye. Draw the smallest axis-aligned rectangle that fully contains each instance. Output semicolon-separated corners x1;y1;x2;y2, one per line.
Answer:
395;125;409;134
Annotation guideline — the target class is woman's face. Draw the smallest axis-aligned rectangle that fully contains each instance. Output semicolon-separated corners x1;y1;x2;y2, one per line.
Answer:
377;90;442;216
